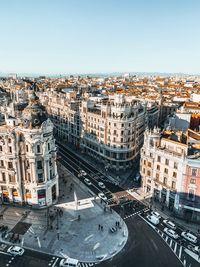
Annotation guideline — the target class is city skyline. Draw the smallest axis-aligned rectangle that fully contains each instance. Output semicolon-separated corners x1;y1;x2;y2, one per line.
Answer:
1;0;200;75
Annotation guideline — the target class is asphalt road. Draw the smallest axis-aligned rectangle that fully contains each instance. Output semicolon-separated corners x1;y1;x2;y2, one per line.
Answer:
0;243;60;267
98;215;183;267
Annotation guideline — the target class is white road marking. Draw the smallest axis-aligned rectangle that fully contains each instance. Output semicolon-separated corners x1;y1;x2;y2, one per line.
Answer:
85;234;93;241
169;239;173;247
52;257;59;267
165;236;168;242
174;242;177;253
21;237;24;246
179;246;182;258
37;237;41;248
0;251;12;256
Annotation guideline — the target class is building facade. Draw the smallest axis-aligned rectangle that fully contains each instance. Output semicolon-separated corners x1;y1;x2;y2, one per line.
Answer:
0;90;59;208
80;94;147;171
140;128;200;222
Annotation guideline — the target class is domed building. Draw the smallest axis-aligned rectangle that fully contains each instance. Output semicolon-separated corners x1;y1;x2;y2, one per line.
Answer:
0;88;59;208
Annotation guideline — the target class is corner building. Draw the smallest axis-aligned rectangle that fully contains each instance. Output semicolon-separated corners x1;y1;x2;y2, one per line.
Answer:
0;90;59;208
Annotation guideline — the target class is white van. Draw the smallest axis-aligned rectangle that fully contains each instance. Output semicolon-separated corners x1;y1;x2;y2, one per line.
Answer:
146;215;160;225
181;232;198;244
60;258;79;267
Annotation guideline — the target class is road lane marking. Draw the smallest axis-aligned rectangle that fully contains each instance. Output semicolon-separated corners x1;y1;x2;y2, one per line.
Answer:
179;246;182;258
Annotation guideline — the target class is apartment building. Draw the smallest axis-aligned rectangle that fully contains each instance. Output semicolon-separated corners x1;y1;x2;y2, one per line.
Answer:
140;128;200;222
80;94;147;171
0;90;59;208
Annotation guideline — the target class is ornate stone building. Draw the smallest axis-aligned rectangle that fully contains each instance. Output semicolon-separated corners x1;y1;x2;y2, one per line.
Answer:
0;89;59;208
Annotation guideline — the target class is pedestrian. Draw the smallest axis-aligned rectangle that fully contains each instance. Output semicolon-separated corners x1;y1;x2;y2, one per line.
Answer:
98;224;101;230
101;225;103;231
115;221;118;227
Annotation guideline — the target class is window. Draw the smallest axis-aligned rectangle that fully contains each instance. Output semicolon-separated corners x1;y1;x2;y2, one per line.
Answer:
26;145;29;152
121;138;123;142
188;189;195;201
121;131;124;135
37;145;41;153
163;177;167;185
143;160;146;165
164;168;168;174
174;162;178;169
190;178;196;184
8;162;13;169
0;160;4;167
143;168;145;174
8;138;11;143
0;146;2;152
157;156;161;162
2;173;6;182
38;173;44;183
148;162;151;167
191;168;197;176
114;130;117;135
147;170;151;176
37;161;43;170
9;174;15;183
157;165;160;170
9;146;12;153
165;159;169;166
173;172;177;178
172;181;176;189
156;173;159;180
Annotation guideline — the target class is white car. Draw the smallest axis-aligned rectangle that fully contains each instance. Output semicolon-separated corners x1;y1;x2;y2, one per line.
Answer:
98;193;107;201
80;170;87;176
98;182;106;189
60;257;79;267
181;232;198;244
146;215;160;225
84;178;92;186
163;219;176;230
164;227;179;239
151;211;161;219
7;246;24;256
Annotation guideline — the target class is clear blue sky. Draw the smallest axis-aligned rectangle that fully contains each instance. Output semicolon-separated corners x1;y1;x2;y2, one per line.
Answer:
0;0;200;75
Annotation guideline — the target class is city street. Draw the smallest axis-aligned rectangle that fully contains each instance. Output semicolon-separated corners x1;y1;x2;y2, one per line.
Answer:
99;215;183;267
0;243;61;267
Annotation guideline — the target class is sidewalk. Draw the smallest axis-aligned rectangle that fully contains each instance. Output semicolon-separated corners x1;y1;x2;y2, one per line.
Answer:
128;188;200;235
0;163;128;263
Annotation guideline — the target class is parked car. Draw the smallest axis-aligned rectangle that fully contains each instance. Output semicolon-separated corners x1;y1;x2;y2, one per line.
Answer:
98;193;107;201
181;232;198;244
151;211;161;219
187;244;200;254
146;215;160;225
98;182;106;189
80;170;87;176
164;227;179;239
60;258;79;267
7;246;24;256
163;219;176;230
84;178;92;186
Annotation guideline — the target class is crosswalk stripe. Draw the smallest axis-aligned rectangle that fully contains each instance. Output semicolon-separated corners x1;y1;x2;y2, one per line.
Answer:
179;246;182;259
169;239;173;247
174;242;177;253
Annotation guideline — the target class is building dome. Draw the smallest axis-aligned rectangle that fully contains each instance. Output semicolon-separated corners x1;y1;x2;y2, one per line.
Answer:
22;89;47;128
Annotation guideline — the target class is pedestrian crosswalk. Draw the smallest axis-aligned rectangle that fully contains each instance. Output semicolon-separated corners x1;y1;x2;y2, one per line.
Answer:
155;228;195;267
124;207;149;220
78;262;94;267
